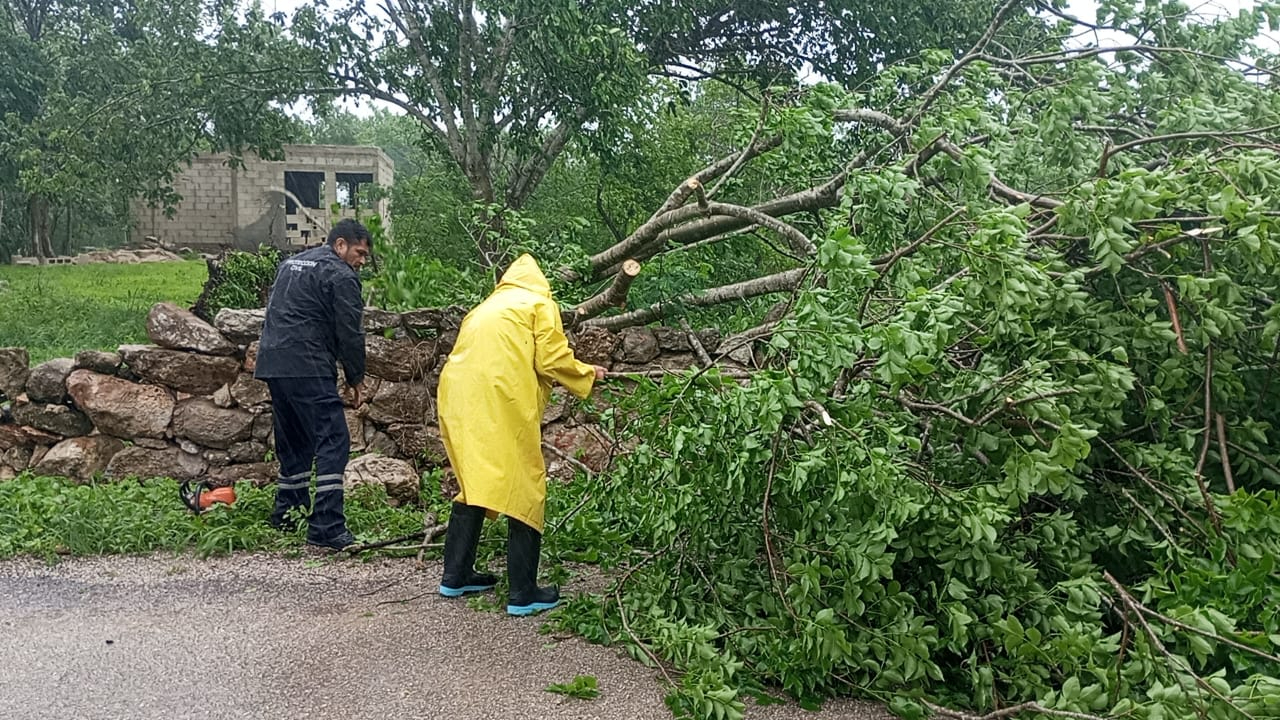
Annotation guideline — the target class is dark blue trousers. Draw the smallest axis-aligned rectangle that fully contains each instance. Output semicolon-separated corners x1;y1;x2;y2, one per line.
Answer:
266;377;351;539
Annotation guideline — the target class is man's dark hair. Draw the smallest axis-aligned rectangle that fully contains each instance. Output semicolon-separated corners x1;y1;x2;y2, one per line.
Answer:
327;218;371;247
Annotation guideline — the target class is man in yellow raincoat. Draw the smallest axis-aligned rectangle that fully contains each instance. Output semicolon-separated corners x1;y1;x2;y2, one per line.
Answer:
436;254;607;616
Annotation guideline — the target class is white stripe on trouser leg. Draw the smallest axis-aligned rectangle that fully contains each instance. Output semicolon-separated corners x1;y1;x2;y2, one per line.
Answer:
315;473;344;483
277;480;310;490
282;470;311;481
315;483;344;494
315;474;344;494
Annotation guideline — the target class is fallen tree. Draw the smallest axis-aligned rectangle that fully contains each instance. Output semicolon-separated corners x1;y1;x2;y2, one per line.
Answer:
547;2;1280;719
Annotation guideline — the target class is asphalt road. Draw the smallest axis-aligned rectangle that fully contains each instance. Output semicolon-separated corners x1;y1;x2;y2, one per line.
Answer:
0;552;890;720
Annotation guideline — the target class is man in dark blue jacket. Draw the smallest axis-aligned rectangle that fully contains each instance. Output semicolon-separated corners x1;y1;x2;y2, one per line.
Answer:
254;218;370;550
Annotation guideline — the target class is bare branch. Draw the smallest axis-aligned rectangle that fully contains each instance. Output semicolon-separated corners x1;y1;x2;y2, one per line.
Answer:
701;201;815;256
870;207;966;270
1216;412;1236;494
708;96;772;198
1100;125;1280;173
681;319;714;367
581;268;809;330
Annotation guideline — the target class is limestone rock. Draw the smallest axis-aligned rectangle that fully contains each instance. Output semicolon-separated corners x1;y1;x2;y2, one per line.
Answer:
542;387;573;425
386;423;449;466
34;436;125;483
228;441;268;464
0;347;29;400
653;327;690;353
695;328;721;353
11;400;93;437
251;412;273;441
1;445;31;473
147;302;236;355
26;358;75;403
615;327;659;364
243;342;259;373
345;409;367;453
362;307;402;333
213;308;266;344
571;327;619;366
30;444;50;467
212;384;235;409
66;370;174;439
74;349;122;374
172;398;253;449
719;332;758;366
365;336;436;382
366;430;399;457
207;461;279;488
0;424;60;450
119;345;240;395
105;446;206;481
362;380;432;426
344;454;419;506
204;450;231;467
229;374;271;409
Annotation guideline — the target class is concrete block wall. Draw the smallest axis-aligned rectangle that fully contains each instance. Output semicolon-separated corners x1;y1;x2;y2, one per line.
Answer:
132;146;394;253
133;156;237;249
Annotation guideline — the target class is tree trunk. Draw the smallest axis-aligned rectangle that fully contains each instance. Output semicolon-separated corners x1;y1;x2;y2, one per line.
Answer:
28;194;51;262
62;206;73;255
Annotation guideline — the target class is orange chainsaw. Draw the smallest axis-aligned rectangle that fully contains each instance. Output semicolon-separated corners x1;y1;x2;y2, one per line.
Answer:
179;480;237;514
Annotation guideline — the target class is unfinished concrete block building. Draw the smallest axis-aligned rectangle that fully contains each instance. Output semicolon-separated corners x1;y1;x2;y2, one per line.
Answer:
132;145;394;252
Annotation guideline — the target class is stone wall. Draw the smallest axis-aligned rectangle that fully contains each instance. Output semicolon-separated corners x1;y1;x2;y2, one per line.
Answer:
0;302;735;503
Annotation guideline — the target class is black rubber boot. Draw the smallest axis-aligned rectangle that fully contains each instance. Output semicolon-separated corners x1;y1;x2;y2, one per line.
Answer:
439;502;498;597
506;517;559;616
305;528;357;551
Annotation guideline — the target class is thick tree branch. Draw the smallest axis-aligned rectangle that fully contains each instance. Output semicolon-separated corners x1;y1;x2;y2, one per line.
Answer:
384;0;466;161
1099;125;1280;174
506;109;588;209
573;259;641;321
580;268;808;330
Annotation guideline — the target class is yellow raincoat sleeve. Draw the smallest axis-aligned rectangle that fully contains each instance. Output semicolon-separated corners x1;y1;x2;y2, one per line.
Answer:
532;300;596;399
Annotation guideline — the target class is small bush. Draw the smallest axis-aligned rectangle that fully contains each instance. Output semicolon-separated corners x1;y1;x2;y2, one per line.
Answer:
191;245;285;321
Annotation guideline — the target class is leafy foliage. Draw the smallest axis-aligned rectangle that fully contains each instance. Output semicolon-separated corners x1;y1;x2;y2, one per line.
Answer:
191;246;285;322
537;3;1280;719
545;674;600;700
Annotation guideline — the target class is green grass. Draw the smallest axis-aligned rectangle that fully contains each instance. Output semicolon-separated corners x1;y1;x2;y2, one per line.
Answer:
0;474;433;560
0;260;208;363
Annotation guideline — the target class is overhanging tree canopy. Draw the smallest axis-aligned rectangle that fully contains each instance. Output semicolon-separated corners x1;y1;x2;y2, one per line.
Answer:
291;0;1018;268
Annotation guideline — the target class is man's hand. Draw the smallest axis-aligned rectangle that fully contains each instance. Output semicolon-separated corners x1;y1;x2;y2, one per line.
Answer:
593;365;608;381
348;382;365;407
